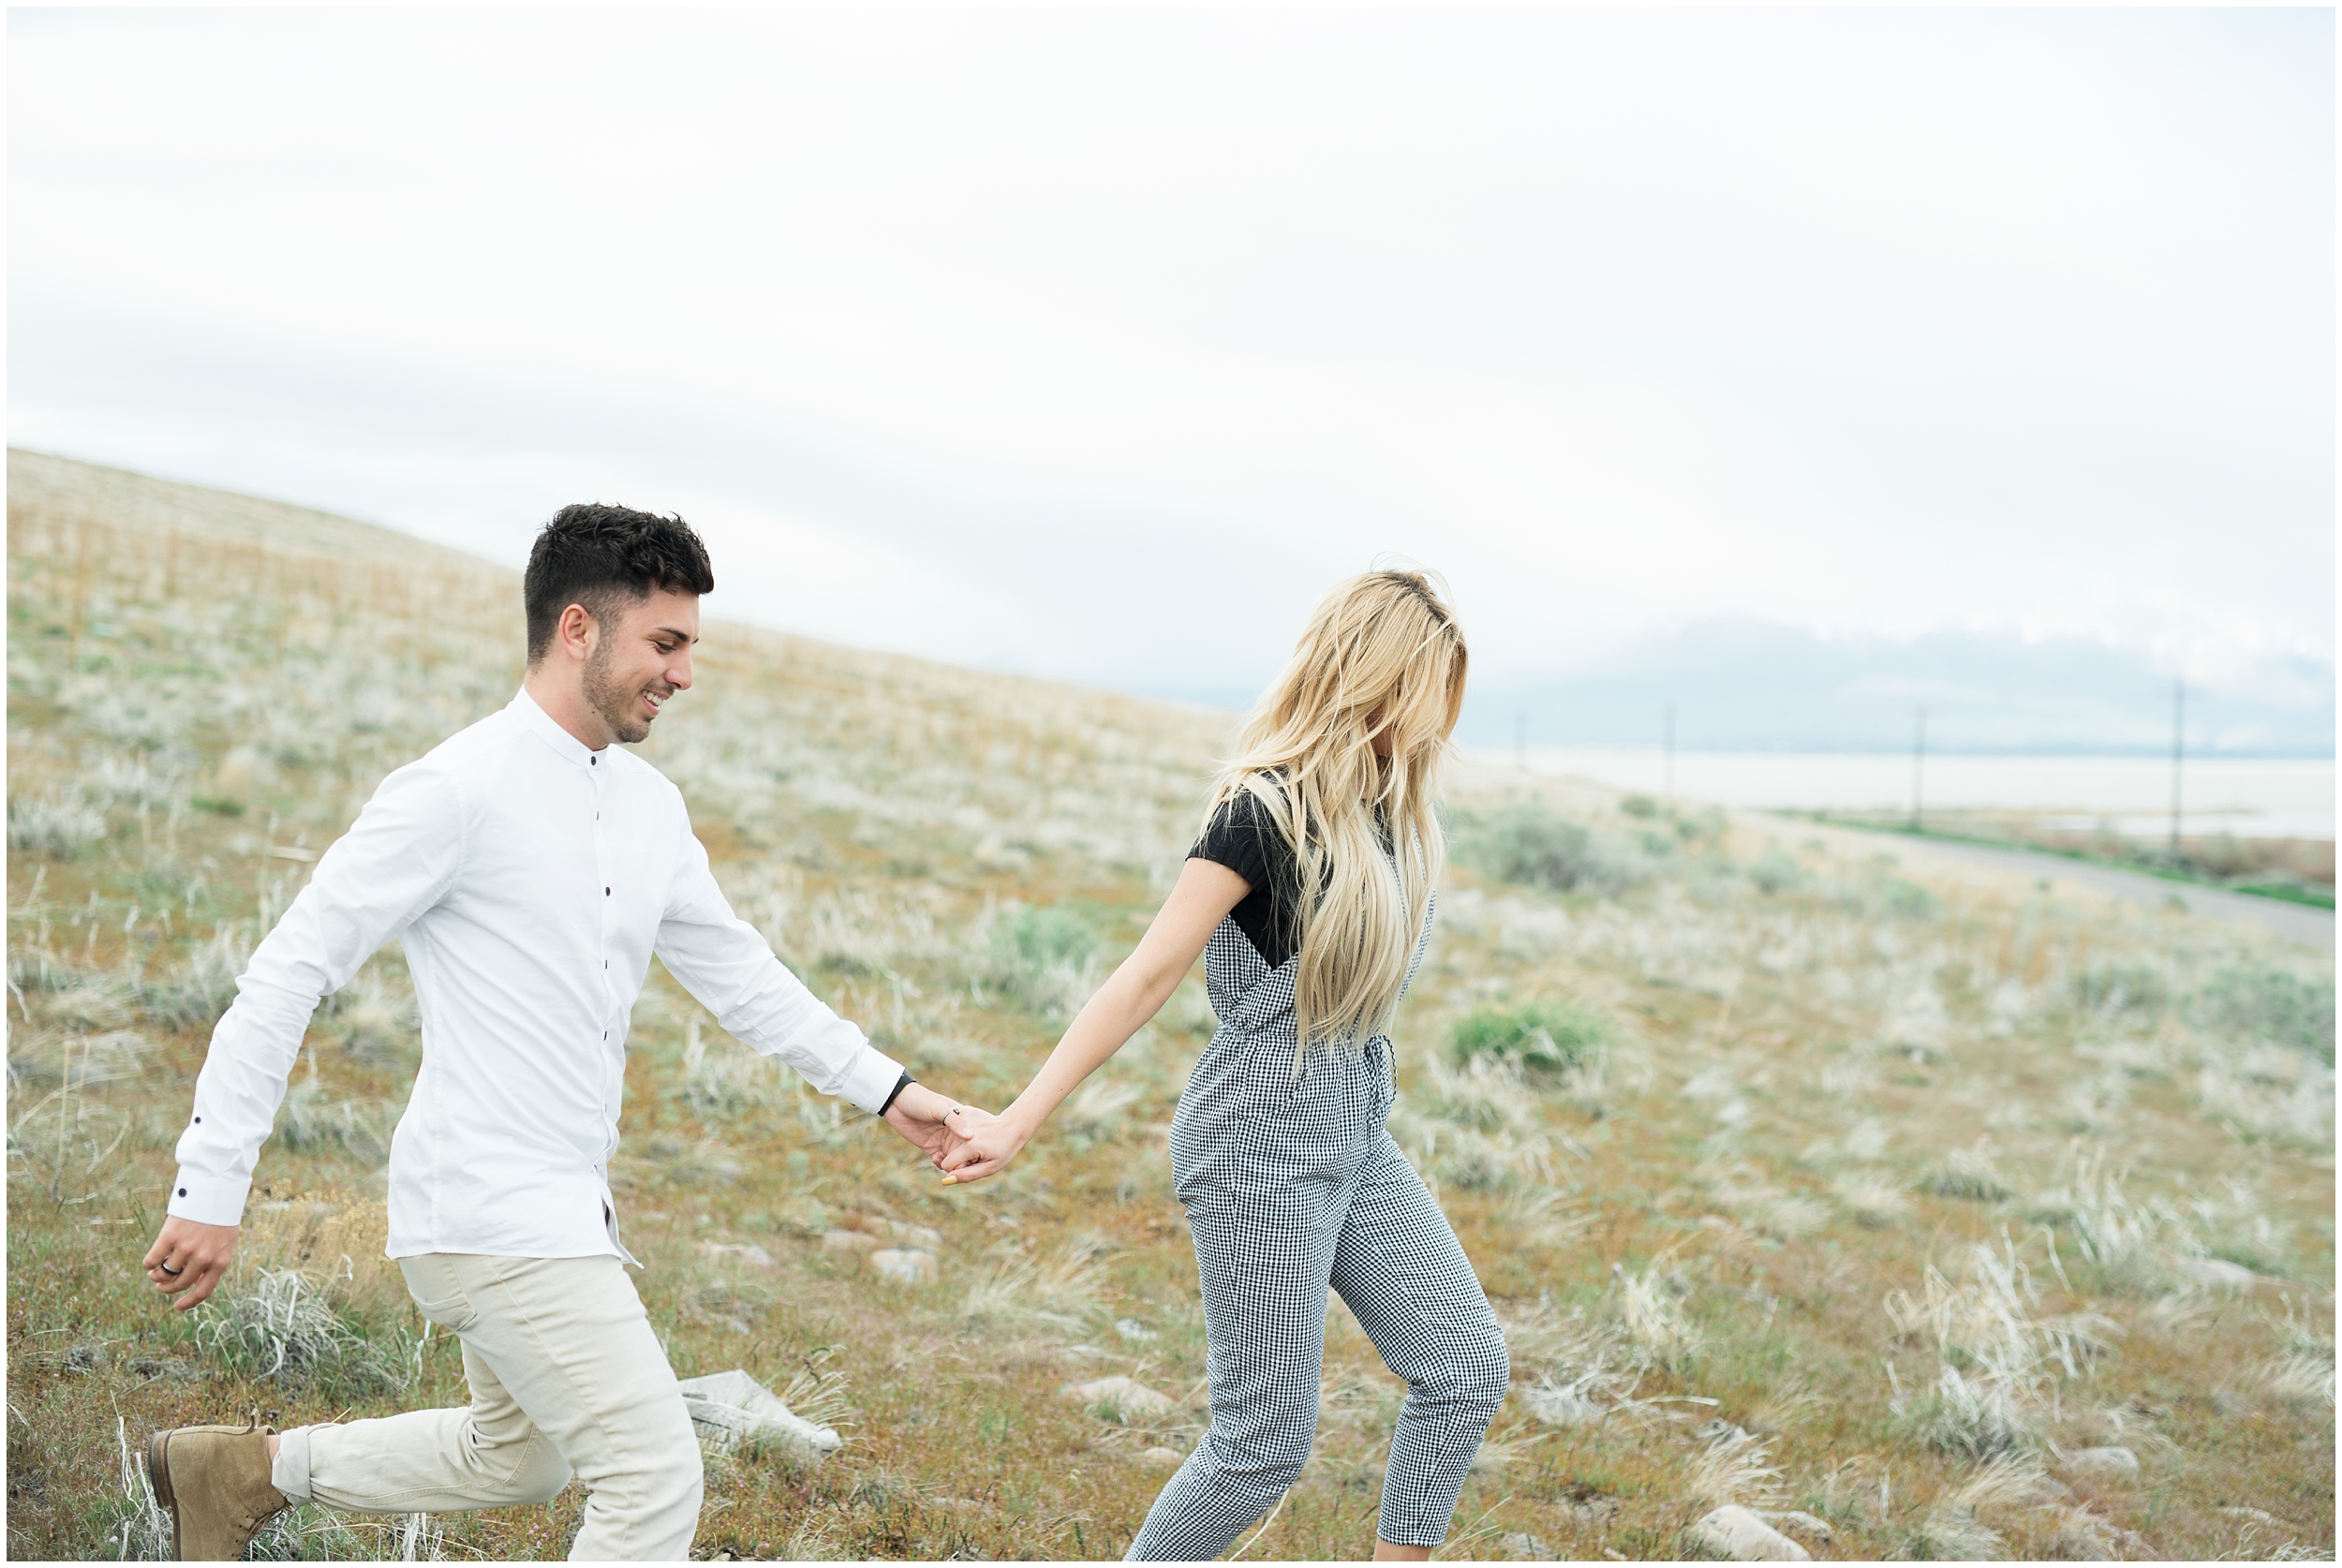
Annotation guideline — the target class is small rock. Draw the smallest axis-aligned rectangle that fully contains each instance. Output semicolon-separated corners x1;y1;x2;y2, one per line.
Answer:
1115;1318;1159;1341
2063;1445;2141;1480
1061;1375;1178;1421
700;1241;775;1268
822;1229;878;1253
1765;1511;1834;1544
1687;1505;1811;1562
1556;1484;1621;1525
870;1248;937;1284
676;1368;843;1460
1499;1531;1553;1560
880;1218;943;1249
127;1356;198;1383
1135;1446;1185;1469
2175;1257;2258;1291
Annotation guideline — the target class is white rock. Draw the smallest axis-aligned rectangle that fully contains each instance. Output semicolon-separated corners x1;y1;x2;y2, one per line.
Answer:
870;1248;937;1283
1134;1446;1185;1468
699;1241;774;1268
2175;1257;2258;1291
822;1229;878;1252
1115;1318;1160;1341
676;1368;842;1460
1687;1505;1811;1562
1062;1375;1178;1421
2063;1445;2141;1480
882;1218;943;1249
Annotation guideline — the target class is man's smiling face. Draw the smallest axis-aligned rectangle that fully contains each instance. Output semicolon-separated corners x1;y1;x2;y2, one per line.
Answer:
583;586;700;745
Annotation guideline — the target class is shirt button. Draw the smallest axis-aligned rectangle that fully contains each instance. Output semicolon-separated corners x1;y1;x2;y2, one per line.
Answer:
177;1188;186;1197
605;887;612;895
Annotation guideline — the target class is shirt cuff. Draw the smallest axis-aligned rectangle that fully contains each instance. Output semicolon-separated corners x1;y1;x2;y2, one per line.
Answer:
837;1044;906;1116
167;1170;251;1228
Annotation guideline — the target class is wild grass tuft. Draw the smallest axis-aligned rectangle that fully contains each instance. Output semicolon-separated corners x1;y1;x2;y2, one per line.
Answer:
986;903;1098;1018
8;786;109;858
1449;999;1605;1076
193;1267;419;1400
2193;965;2335;1062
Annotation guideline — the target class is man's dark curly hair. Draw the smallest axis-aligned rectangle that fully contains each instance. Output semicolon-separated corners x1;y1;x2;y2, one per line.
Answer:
524;504;716;664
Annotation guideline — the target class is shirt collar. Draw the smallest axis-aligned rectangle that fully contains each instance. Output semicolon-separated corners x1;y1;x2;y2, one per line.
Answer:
509;688;607;769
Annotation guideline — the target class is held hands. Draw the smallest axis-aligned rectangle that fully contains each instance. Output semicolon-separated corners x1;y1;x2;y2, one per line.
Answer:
882;1082;1030;1183
937;1105;1030;1186
881;1082;976;1168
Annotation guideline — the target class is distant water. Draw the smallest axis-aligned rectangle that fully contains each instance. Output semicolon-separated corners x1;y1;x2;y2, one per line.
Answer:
1475;748;2336;841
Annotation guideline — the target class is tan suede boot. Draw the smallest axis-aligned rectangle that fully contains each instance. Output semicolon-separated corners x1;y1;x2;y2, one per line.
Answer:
145;1420;289;1561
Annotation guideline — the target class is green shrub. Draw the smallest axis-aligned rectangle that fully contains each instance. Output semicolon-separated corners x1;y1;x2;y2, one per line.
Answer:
987;904;1097;1014
1455;803;1649;895
1451;1001;1605;1075
2071;962;2166;1016
1620;794;1658;819
1878;877;1939;921
1674;807;1727;843
1746;847;1804;895
2193;967;2335;1062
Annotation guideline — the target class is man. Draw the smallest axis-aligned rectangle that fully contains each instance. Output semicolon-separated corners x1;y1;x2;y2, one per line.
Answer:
141;504;972;1561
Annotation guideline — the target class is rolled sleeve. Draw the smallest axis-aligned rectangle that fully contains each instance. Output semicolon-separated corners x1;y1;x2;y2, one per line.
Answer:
656;821;903;1114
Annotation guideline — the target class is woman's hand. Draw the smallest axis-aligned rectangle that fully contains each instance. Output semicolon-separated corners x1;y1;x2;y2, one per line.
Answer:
938;1106;1031;1186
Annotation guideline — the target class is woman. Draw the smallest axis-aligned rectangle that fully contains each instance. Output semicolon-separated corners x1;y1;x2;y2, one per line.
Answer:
940;570;1509;1562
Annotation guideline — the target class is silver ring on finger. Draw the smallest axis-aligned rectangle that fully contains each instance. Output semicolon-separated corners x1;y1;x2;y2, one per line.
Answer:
159;1261;185;1276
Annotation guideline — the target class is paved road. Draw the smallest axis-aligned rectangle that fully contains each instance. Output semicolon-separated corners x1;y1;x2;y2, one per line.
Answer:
1890;835;2334;948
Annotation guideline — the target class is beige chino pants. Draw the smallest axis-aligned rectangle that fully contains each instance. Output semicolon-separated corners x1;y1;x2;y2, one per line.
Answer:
270;1253;702;1561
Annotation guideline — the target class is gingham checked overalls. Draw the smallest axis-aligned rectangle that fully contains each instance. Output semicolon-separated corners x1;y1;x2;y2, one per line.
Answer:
1127;891;1510;1560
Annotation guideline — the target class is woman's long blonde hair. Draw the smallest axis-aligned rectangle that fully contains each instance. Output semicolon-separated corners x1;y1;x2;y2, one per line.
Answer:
1206;568;1468;1057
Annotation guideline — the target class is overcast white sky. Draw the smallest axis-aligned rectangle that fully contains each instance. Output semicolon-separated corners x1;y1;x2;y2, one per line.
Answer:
9;7;2333;712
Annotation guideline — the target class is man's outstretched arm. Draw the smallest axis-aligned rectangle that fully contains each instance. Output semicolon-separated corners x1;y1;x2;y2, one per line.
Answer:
145;763;463;1310
657;821;990;1150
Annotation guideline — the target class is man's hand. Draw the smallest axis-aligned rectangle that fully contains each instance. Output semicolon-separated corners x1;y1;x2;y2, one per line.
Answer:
881;1082;980;1168
142;1216;240;1310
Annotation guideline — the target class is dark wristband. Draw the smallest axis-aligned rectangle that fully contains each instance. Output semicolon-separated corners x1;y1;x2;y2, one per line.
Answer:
879;1071;914;1115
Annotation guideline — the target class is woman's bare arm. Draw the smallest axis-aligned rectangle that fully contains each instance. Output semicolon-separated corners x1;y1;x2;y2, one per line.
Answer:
940;858;1248;1184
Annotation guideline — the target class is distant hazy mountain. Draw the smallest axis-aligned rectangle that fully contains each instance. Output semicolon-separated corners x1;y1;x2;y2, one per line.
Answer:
1455;617;2335;757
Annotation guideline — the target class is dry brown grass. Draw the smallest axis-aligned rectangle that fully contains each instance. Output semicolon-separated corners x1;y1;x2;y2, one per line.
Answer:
7;449;2333;1561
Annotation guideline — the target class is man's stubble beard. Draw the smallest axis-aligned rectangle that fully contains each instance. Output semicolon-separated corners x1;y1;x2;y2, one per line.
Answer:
583;641;654;746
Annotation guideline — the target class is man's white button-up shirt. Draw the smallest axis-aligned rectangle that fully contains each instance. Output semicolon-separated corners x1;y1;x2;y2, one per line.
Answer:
169;688;902;1260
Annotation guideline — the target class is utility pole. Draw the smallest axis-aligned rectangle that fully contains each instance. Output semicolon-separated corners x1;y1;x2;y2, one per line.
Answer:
1663;704;1675;797
1911;707;1927;832
1515;709;1528;771
2169;677;2184;859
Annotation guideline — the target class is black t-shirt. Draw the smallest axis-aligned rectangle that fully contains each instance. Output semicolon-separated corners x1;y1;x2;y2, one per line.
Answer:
1189;787;1303;969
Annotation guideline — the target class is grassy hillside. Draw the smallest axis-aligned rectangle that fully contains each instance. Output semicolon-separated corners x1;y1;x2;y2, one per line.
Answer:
7;449;2333;1561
